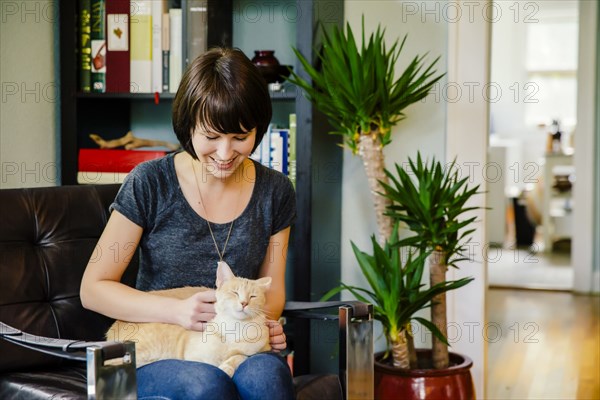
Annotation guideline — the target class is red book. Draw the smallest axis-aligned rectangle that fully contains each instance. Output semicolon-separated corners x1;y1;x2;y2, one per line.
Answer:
78;149;167;173
105;0;130;92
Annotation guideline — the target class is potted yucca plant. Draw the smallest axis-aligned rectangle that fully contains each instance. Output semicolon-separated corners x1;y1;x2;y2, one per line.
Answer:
322;224;473;371
287;17;442;381
381;153;482;369
368;153;482;399
289;19;479;399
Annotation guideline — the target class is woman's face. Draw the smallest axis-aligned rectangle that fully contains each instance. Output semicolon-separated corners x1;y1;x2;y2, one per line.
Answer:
191;126;257;181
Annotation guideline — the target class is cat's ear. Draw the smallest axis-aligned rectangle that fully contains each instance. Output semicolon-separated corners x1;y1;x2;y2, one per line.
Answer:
255;277;272;290
216;261;235;288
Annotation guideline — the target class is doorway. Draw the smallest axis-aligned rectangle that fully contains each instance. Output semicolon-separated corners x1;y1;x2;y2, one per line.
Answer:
486;0;579;291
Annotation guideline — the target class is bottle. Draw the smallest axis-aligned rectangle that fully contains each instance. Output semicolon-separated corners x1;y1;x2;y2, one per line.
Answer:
551;120;562;153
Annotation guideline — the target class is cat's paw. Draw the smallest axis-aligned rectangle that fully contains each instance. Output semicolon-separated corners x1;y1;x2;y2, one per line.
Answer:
220;364;235;378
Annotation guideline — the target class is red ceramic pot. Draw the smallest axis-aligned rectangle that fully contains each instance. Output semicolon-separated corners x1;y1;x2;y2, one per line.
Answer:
374;349;475;400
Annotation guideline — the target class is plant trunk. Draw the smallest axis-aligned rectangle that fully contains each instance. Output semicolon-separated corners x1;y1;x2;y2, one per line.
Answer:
407;331;418;369
357;131;394;244
390;330;411;369
430;249;449;369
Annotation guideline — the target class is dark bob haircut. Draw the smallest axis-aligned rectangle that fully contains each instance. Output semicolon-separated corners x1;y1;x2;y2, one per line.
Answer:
172;47;272;158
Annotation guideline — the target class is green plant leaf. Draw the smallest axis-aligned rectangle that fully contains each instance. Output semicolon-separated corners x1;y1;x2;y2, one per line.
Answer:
413;317;450;346
380;152;484;264
288;19;444;149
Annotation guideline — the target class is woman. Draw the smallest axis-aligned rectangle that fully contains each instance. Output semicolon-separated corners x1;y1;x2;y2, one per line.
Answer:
81;48;296;400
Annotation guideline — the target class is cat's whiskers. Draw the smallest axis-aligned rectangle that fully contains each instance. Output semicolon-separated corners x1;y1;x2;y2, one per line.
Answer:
240;305;266;319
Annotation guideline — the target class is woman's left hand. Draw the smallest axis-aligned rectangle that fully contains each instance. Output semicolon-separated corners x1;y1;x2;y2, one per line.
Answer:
266;320;287;352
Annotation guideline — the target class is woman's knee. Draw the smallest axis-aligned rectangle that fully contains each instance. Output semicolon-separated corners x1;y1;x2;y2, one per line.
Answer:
233;353;294;400
137;359;237;400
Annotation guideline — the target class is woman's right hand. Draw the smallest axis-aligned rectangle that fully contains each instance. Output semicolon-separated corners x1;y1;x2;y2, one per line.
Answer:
178;289;217;331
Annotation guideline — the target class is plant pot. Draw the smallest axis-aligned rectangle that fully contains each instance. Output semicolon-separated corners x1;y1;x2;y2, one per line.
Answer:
374;349;475;400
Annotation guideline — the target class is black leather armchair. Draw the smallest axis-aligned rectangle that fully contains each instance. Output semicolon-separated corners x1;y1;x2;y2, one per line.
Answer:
0;184;373;399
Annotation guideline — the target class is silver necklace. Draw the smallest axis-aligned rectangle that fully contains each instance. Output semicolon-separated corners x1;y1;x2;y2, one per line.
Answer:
191;158;239;269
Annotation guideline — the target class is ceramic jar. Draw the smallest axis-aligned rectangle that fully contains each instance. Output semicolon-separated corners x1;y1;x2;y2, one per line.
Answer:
252;50;281;83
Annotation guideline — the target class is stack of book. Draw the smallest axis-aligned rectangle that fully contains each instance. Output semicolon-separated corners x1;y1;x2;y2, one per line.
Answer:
78;0;206;94
251;114;297;185
77;148;169;184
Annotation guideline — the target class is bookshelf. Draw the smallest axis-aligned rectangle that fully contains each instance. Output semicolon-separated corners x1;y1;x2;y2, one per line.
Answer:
60;0;233;186
59;0;343;375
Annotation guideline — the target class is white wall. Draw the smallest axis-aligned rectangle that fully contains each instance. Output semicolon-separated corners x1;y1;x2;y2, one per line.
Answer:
445;1;490;397
0;0;59;189
489;3;528;137
573;0;598;293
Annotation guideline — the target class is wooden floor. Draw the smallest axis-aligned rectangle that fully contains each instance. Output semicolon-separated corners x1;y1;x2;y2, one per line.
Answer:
486;288;600;399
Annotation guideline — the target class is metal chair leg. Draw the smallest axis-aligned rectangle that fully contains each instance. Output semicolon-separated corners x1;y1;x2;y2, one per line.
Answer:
86;341;137;400
339;305;374;400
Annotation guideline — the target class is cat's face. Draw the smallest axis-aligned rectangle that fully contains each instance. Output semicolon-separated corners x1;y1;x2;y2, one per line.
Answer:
215;277;271;320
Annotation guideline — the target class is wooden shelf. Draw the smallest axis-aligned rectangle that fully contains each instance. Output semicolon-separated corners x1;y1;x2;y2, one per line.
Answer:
542;153;574;251
76;92;176;100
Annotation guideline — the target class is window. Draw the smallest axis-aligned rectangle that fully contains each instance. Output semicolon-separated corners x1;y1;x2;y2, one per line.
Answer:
524;4;578;128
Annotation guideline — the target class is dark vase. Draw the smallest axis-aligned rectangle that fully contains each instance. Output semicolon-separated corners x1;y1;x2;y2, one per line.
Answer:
374;349;475;400
252;50;281;83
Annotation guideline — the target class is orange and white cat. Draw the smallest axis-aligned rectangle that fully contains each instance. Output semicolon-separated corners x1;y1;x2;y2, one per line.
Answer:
106;263;272;377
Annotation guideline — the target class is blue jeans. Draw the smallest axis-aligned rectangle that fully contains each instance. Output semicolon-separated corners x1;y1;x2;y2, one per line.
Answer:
137;353;295;400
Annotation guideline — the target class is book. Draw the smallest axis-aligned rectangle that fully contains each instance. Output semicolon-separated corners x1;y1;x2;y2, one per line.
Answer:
161;13;170;92
130;0;152;93
270;129;289;175
270;131;283;173
90;0;106;93
78;148;168;173
288;113;297;186
169;8;182;93
79;0;92;92
77;171;128;184
105;0;130;93
259;124;273;168
187;1;208;64
253;125;291;175
151;1;163;93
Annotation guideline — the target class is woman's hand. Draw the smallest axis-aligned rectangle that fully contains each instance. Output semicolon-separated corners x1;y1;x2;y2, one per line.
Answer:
178;289;217;331
266;320;287;352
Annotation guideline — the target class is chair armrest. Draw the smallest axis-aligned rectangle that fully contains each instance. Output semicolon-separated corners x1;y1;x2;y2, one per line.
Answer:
0;322;123;361
282;301;374;400
0;321;137;400
283;301;371;321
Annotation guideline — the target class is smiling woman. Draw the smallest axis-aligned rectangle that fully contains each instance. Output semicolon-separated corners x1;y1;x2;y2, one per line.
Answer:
79;47;297;399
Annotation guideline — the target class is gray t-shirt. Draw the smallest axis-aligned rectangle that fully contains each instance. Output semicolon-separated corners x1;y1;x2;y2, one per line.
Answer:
110;153;296;291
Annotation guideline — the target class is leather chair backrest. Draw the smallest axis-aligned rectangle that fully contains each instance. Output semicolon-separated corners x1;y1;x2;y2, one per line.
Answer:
0;184;138;373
